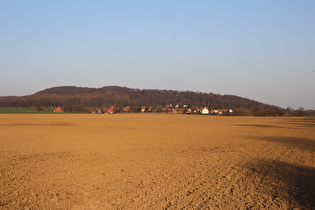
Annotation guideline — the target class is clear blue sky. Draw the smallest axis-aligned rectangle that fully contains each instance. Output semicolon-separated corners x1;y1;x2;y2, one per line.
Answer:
1;0;314;109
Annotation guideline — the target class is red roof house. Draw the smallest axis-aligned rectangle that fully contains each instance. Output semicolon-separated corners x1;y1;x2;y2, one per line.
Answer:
53;107;63;113
106;106;116;114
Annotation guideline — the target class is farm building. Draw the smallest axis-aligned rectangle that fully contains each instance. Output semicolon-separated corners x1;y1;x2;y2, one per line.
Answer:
201;107;209;115
210;109;233;115
105;106;116;114
53;107;63;113
123;106;131;112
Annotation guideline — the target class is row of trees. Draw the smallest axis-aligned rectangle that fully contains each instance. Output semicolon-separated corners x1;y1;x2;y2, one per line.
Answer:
233;106;315;117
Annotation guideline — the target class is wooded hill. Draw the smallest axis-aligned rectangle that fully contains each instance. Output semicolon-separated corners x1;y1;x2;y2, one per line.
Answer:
0;86;292;116
0;86;264;108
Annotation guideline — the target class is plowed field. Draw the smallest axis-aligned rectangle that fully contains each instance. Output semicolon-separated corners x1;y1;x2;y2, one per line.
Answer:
0;114;314;209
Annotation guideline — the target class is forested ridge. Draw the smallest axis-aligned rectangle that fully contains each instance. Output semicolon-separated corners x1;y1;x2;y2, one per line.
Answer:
0;86;313;116
0;86;264;108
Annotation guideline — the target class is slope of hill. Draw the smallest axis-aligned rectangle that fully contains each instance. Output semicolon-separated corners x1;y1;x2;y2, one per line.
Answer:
0;86;266;109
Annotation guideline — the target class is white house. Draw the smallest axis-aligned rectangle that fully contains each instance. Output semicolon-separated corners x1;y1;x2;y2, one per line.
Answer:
201;107;209;115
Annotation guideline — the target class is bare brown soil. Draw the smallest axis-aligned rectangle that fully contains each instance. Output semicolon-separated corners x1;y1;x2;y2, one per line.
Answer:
0;114;314;209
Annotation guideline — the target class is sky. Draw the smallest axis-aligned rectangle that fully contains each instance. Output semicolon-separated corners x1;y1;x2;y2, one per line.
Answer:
1;0;315;109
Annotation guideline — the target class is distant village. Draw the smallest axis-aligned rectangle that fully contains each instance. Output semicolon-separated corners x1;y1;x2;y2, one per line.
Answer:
53;104;234;116
2;86;313;116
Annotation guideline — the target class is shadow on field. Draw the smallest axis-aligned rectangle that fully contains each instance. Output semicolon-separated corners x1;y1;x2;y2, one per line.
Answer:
234;124;290;129
283;118;315;128
245;136;315;153
0;122;74;127
245;159;315;209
